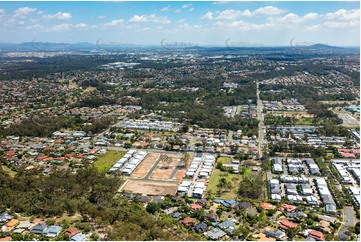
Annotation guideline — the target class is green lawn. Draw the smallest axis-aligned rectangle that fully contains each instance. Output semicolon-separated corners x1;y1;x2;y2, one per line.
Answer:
93;150;126;173
207;169;240;200
2;165;17;178
218;156;231;164
243;167;252;176
296;117;313;125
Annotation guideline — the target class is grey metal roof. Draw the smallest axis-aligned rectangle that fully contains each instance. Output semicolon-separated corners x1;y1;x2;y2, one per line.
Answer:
206;228;227;239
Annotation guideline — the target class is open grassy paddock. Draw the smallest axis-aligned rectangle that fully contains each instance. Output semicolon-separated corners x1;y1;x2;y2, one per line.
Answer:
93;150;127;173
207;169;240;200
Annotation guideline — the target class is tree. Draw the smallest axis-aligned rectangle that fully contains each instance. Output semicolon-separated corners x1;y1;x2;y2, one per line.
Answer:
180;152;190;168
146;202;160;214
238;174;264;199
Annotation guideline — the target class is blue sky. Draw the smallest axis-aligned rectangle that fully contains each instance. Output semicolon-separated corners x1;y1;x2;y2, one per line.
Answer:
0;1;359;46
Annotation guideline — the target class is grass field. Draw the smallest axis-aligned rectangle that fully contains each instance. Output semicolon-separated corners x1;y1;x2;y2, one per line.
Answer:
93;150;126;173
1;165;17;178
207;169;240;200
82;86;96;94
217;156;231;164
296;117;313;125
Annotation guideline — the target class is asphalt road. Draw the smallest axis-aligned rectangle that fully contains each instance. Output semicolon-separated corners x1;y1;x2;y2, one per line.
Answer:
256;81;266;159
143;154;164;180
338;206;357;240
344;206;356;226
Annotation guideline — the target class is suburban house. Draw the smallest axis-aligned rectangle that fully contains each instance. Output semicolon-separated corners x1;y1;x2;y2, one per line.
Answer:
30;223;47;234
193;222;208;233
64;227;80;238
45;225;62;238
206;227;227;240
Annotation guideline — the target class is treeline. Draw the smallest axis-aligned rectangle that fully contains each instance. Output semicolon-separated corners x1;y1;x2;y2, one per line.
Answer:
264;115;295;126
0;167;186;241
0;115;115;137
0;55;124;81
260;84;356;102
0;115;83;137
78;79;116;91
76;95;118;108
238;173;264;200
160;103;259;133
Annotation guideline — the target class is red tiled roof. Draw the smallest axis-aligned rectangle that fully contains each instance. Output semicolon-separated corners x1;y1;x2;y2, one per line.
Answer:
309;230;325;241
88;148;98;154
64;227;80;237
77;154;85;158
0;236;11;241
180;217;196;226
279;203;296;212
190;203;203;210
340;152;355;158
6;150;16;156
279;220;298;229
260;202;276;210
37;155;49;160
33;218;45;225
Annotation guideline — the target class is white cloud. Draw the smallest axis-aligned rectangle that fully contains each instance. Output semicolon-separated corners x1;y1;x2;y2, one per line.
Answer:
303;13;319;20
74;23;87;28
98;15;106;19
182;4;192;9
175;9;182;13
213;6;286;20
201;12;213;20
0;9;5;18
189;7;194;12
215;20;264;30
49;23;71;32
104;19;124;27
281;13;303;24
161;6;170;12
241;10;252;17
305;24;322;31
253;6;287;16
322;9;359;30
129;14;170;24
212;1;231;4
46;22;95;32
324;20;359;29
324;9;359;21
267;13;303;26
44;12;72;20
25;24;41;30
215;9;242;20
14;7;37;19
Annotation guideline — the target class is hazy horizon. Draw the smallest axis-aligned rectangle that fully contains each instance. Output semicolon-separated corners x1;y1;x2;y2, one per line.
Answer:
0;1;359;47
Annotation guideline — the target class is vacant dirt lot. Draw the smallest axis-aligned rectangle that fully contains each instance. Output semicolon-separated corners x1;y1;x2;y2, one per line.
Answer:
174;170;187;180
121;180;179;195
150;153;193;180
131;153;159;178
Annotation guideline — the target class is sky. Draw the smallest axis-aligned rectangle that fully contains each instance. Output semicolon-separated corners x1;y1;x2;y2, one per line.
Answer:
0;1;359;46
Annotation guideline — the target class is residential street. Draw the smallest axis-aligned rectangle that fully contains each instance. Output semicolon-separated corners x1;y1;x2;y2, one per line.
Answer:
256;81;266;159
338;206;357;240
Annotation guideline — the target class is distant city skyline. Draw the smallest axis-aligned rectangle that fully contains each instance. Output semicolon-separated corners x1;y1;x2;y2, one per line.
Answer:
0;1;359;46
